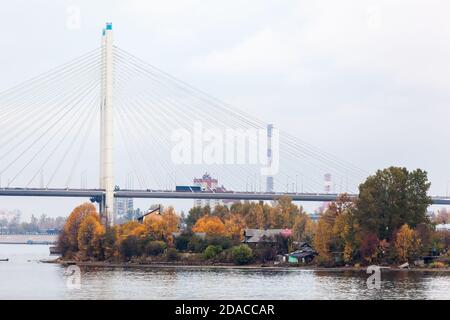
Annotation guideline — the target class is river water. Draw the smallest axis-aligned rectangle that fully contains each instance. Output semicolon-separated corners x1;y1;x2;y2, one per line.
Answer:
0;244;449;300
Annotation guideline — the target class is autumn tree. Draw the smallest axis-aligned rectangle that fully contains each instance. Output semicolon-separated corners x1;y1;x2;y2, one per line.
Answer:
102;226;118;260
186;206;210;228
313;218;333;265
415;223;433;255
120;221;148;239
59;202;99;256
333;208;361;263
212;205;229;219
355;167;432;240
77;213;105;260
394;224;421;262
192;215;226;236
144;207;180;241
322;194;355;226
431;230;450;253
255;204;267;229
292;212;315;243
224;213;246;241
245;203;264;228
359;232;379;263
268;196;300;228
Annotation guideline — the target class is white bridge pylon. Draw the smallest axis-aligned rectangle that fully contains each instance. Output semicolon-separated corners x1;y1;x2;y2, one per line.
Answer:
100;23;114;226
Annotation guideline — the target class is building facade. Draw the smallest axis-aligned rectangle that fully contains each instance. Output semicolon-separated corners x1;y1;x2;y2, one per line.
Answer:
193;173;235;208
114;197;134;221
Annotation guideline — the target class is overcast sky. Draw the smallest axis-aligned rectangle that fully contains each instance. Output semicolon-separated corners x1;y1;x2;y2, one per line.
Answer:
0;0;449;219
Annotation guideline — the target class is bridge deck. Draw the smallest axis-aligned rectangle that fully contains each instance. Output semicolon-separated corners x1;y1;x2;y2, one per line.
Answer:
0;188;449;204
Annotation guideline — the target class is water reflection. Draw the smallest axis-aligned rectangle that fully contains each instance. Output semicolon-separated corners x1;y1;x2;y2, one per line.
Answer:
1;245;449;300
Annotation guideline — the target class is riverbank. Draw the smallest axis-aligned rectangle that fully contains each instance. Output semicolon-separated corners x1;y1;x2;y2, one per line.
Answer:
45;258;450;273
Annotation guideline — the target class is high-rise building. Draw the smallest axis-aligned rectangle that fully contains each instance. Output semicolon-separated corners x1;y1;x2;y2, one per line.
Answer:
193;173;235;208
114;197;134;221
193;173;218;208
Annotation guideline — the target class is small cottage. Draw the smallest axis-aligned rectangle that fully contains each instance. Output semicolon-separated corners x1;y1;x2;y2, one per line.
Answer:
286;242;316;264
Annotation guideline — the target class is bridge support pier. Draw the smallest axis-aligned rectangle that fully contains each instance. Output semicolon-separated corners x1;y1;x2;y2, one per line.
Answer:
100;23;115;226
266;124;274;192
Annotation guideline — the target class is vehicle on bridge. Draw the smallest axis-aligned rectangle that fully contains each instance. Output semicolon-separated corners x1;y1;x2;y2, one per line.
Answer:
175;185;202;192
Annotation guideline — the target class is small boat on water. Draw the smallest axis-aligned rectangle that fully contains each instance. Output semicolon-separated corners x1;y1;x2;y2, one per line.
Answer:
0;258;9;262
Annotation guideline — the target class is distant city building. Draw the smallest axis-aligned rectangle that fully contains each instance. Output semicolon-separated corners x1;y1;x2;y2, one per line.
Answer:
193;172;235;208
114;197;134;221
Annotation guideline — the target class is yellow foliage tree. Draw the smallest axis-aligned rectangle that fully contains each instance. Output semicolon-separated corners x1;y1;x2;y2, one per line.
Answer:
144;207;180;241
313;218;333;265
254;205;266;229
224;214;247;240
333;209;361;263
192;215;226;236
120;221;147;239
292;213;315;242
162;207;180;234
277;196;300;227
267;196;300;228
394;224;421;262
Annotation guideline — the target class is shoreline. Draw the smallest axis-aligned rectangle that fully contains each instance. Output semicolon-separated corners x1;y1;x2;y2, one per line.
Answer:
43;259;450;273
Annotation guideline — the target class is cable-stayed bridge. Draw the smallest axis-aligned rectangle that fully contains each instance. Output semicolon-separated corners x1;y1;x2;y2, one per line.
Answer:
0;23;448;225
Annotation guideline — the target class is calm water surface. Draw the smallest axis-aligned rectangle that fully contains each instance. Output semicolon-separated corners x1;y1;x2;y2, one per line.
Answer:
0;244;449;299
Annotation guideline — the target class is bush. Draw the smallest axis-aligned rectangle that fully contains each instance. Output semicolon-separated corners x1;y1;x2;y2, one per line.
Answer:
174;233;191;252
254;245;277;263
217;248;234;263
231;244;253;265
188;235;207;253
119;235;140;260
203;245;223;260
165;248;180;261
206;235;233;250
146;240;166;256
429;261;446;268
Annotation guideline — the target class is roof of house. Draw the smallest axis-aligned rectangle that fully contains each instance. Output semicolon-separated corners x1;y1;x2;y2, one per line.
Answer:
292;241;314;249
288;251;316;259
243;229;288;243
288;248;317;259
137;206;161;222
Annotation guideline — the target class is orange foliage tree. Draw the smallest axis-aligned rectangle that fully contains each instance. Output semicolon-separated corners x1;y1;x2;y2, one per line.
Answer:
77;213;105;260
192;215;226;236
59;202;99;256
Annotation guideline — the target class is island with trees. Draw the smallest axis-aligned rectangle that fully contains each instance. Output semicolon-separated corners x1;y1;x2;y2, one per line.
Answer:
56;167;450;269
